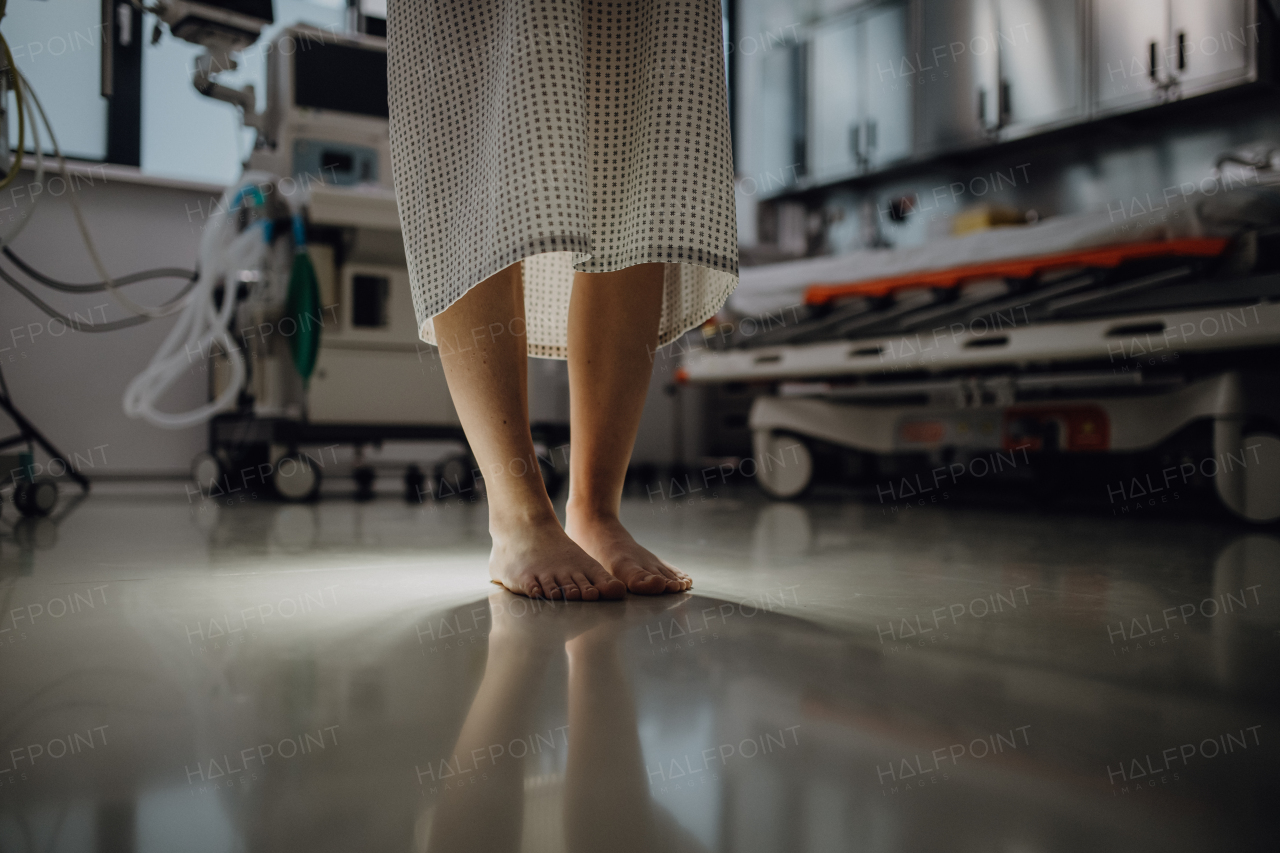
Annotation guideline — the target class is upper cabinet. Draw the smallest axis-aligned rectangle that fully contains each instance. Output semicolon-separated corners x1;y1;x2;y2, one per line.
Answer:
1170;0;1255;93
809;1;912;181
809;17;861;179
995;0;1086;137
735;0;816;188
916;0;1084;155
1092;0;1171;112
859;3;914;168
915;0;990;154
735;0;1267;193
1093;0;1253;115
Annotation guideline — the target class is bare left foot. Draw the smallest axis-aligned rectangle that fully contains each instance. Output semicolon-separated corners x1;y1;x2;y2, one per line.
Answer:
565;510;692;595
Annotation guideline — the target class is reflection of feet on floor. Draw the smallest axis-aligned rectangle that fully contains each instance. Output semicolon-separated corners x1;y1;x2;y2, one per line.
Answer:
486;589;624;648
567;511;693;595
486;590;685;649
484;591;571;652
488;514;626;601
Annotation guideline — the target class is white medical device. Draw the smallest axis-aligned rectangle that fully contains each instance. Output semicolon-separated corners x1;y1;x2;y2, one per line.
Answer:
132;1;479;501
149;0;274;136
139;1;452;429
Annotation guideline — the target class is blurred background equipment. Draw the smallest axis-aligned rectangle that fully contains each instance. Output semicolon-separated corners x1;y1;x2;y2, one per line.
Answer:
0;0;1275;521
1;1;568;502
681;0;1280;523
0;365;89;519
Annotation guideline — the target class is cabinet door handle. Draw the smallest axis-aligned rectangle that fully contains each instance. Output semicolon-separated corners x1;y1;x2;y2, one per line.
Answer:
866;118;877;151
1149;41;1158;80
1177;31;1186;71
999;79;1011;125
850;123;861;159
978;87;987;123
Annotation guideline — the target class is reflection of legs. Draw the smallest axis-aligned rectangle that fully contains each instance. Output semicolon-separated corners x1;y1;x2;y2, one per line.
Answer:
433;264;623;601
426;598;557;853
563;620;655;853
564;264;693;594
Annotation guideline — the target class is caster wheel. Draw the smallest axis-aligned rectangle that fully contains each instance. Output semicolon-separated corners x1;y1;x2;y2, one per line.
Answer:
433;456;475;499
14;477;58;517
191;451;223;496
273;454;321;502
753;431;813;500
404;465;427;503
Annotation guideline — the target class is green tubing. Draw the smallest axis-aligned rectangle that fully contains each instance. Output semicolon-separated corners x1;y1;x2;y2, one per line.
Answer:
285;244;322;385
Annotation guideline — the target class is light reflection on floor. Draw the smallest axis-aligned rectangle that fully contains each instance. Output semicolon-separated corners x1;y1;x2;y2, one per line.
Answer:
0;486;1277;852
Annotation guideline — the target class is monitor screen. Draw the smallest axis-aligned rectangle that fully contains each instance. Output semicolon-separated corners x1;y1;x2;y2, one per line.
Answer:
200;1;274;24
294;41;389;119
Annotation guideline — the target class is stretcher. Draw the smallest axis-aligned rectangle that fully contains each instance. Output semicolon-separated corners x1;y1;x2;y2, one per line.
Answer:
682;220;1280;522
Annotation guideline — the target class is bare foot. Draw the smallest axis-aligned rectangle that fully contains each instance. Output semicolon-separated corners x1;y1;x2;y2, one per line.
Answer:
565;510;692;595
489;513;626;601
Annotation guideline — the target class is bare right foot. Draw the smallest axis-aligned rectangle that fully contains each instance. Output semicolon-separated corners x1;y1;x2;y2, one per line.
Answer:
565;509;692;595
489;513;626;601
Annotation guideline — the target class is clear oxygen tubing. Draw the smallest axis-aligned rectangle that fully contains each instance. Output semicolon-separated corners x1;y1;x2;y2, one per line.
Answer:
122;171;276;429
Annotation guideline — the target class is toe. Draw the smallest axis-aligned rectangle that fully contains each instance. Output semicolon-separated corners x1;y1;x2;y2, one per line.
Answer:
560;580;582;601
571;571;599;601
585;564;627;599
537;574;563;599
658;562;693;591
621;563;667;595
651;564;687;593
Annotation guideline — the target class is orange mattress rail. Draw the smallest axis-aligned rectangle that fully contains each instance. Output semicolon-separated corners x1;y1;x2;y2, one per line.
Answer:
802;237;1230;306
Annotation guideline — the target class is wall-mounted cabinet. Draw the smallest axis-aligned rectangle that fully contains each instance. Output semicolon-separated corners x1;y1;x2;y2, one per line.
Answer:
749;43;807;183
809;17;860;177
734;0;813;188
860;4;915;167
734;0;1269;196
915;0;1084;155
809;1;912;180
995;0;1086;137
1093;0;1254;115
914;0;989;152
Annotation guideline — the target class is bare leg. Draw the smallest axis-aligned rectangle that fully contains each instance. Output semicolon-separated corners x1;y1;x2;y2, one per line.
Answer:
425;595;559;853
433;264;624;600
564;264;692;594
563;615;656;853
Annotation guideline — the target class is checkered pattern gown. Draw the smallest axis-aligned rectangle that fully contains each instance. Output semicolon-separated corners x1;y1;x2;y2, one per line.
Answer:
387;0;738;358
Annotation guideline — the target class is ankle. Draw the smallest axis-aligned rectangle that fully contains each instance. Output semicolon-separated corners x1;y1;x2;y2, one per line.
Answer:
488;500;560;537
565;498;618;527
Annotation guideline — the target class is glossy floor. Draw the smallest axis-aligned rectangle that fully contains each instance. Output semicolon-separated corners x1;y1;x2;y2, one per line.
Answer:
0;486;1277;852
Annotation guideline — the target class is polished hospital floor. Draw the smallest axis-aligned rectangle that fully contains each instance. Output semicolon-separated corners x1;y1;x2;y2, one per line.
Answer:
0;484;1276;853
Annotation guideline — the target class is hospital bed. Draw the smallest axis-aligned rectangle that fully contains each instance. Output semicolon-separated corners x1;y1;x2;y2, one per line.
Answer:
681;180;1280;522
